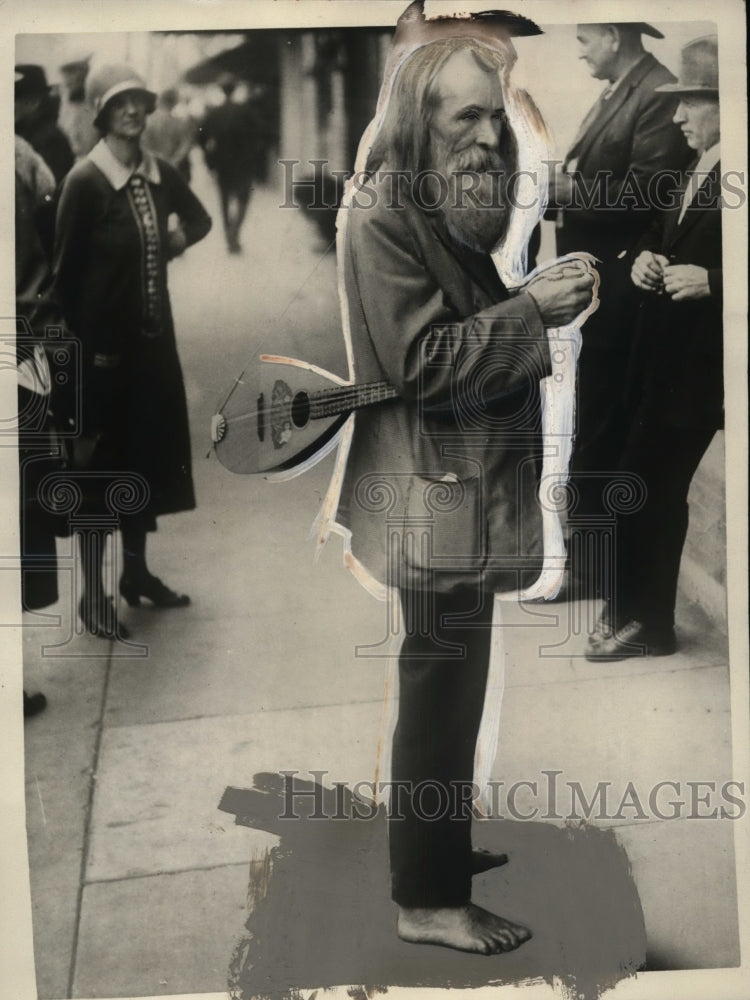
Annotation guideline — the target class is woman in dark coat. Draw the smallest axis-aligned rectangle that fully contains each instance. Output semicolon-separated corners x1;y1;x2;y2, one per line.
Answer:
52;64;211;637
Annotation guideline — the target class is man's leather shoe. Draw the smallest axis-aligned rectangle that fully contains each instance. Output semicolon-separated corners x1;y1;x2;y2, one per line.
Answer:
585;619;676;662
586;601;632;648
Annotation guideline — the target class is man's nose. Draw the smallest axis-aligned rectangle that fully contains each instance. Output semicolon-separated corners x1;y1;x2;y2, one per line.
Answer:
476;116;499;148
673;102;687;124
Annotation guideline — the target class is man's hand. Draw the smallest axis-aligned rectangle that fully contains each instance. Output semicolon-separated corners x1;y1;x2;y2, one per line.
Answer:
662;264;711;301
631;251;669;293
547;165;574;209
524;260;596;328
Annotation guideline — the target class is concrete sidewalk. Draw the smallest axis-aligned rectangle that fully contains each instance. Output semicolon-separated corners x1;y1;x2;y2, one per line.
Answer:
21;163;739;998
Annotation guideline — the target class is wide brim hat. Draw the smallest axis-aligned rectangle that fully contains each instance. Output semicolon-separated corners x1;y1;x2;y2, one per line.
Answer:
655;34;719;94
632;23;664;39
387;0;541;73
578;22;663;38
86;63;157;129
15;64;51;100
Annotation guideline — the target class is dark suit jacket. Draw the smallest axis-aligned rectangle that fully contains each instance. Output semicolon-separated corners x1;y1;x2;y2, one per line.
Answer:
557;52;693;349
335;172;554;593
627;162;723;431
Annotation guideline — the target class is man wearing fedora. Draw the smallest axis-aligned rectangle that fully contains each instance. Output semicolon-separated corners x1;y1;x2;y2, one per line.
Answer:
14;64;74;185
549;23;693;599
587;35;723;660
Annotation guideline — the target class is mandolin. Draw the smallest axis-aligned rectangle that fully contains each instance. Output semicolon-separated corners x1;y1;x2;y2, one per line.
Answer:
211;355;398;475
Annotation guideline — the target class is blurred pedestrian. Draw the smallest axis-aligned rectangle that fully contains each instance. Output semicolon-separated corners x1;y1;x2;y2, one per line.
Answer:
52;64;212;638
587;36;723;659
15;65;74;184
143;87;196;181
58;54;99;160
549;23;692;598
199;75;261;253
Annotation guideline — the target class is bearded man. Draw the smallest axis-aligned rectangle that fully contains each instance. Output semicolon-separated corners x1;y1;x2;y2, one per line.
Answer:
326;7;595;955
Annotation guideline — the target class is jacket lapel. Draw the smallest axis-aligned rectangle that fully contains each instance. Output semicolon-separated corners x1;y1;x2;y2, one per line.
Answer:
663;162;721;251
568;53;658;164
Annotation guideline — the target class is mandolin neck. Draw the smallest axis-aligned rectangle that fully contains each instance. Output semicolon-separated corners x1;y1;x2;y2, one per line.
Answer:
308;380;399;420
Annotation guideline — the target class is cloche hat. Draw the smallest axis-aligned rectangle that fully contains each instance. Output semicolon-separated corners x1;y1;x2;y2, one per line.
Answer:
86;63;156;129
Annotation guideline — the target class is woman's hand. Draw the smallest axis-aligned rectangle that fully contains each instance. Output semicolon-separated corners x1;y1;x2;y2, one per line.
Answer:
167;223;187;259
631;251;669;293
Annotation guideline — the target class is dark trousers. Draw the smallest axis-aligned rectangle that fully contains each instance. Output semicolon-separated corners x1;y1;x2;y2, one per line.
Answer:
389;586;494;908
217;173;252;251
569;343;632;517
610;421;715;629
567;343;632;593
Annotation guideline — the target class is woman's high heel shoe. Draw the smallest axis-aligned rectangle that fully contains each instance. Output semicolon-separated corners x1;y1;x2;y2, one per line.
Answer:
79;593;130;640
119;573;190;609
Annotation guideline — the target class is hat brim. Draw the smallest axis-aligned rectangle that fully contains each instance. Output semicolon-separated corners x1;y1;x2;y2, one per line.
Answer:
93;80;157;129
638;23;665;39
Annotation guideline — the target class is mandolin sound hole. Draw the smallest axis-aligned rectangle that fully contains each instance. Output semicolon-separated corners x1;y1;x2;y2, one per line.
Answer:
291;391;311;428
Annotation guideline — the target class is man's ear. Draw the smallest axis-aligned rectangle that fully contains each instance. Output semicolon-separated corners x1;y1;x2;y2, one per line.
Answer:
606;25;621;52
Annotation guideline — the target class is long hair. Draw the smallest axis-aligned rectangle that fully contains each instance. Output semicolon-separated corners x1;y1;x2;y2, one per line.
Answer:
365;37;515;177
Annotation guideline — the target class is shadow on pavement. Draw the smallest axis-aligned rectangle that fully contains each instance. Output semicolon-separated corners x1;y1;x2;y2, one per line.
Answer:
219;772;646;1000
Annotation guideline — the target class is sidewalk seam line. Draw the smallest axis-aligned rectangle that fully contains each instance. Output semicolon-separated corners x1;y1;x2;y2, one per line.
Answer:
504;659;729;689
104;697;386;728
83;860;251;887
67;634;114;998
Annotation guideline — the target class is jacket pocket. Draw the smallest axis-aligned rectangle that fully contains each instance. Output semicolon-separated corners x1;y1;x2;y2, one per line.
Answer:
401;472;487;572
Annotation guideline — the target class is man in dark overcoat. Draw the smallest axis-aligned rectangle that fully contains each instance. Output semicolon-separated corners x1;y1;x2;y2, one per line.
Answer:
14;65;75;185
586;35;723;660
550;23;693;595
328;5;595;954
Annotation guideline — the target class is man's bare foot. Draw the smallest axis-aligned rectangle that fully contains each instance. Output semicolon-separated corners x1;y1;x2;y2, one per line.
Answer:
472;848;509;874
397;902;532;955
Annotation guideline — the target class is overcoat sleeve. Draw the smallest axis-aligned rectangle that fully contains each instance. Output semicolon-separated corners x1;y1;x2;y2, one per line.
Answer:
51;165;96;337
569;91;690;231
348;203;551;408
606;91;688;199
631;212;663;259
632;201;723;315
160;159;212;251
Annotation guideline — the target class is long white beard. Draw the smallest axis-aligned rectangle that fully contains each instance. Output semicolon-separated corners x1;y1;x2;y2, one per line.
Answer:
443;170;511;252
427;141;511;252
